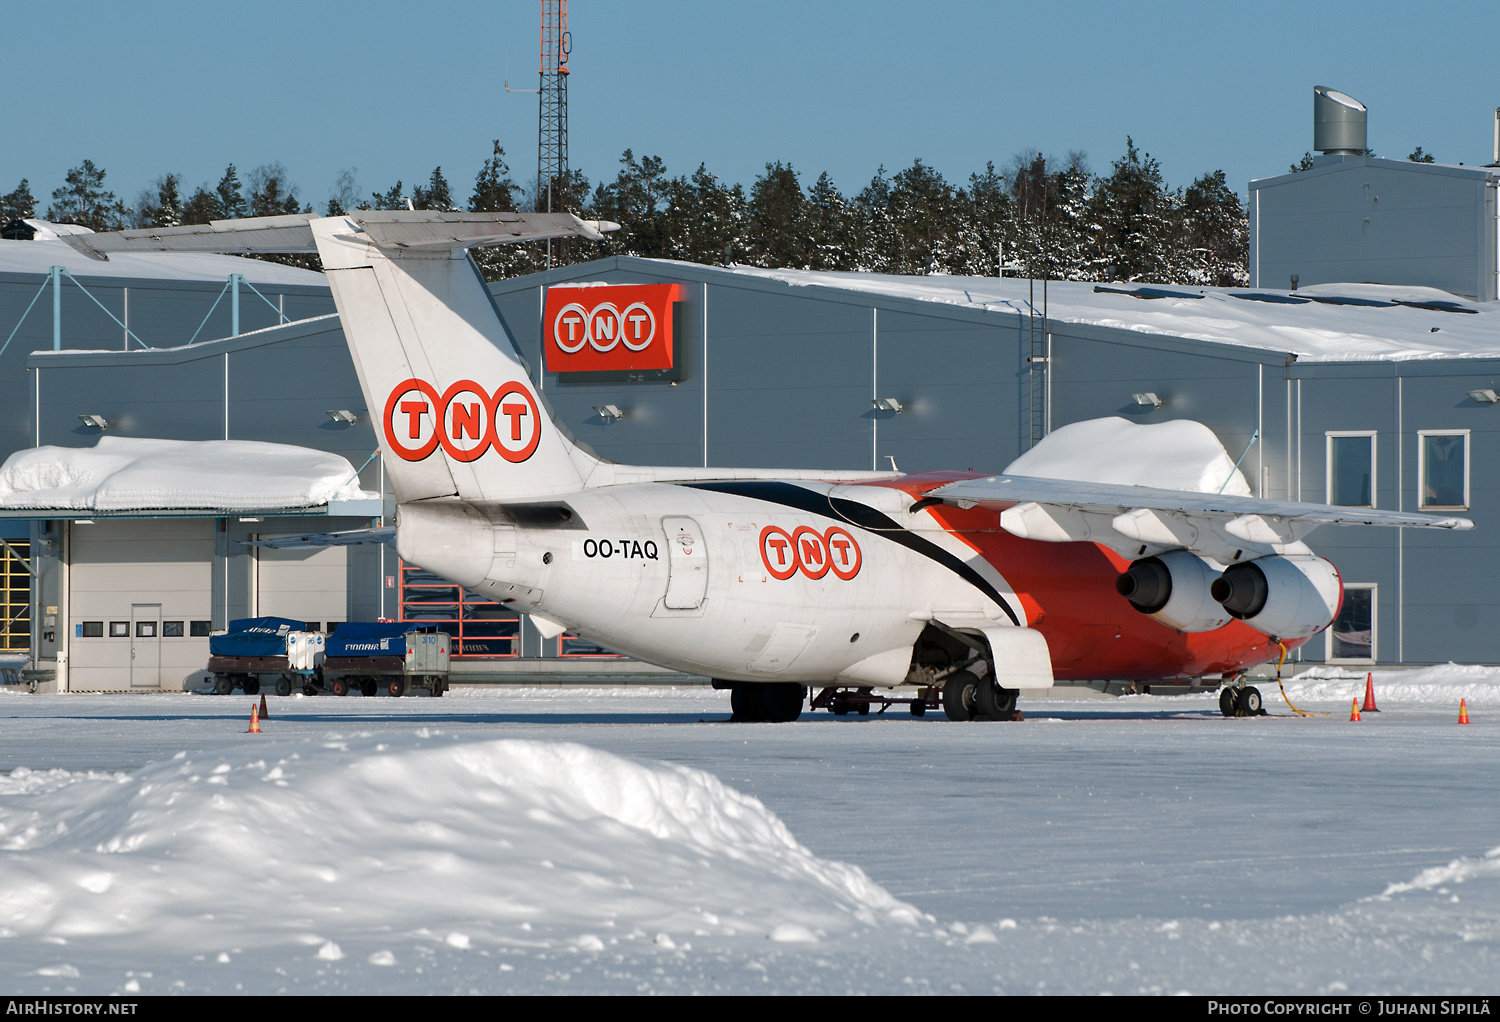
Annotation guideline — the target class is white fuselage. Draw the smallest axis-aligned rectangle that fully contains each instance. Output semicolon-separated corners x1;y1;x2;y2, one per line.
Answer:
395;481;1013;684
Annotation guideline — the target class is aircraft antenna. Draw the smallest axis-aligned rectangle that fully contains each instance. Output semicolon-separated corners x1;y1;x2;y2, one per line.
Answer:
538;0;571;266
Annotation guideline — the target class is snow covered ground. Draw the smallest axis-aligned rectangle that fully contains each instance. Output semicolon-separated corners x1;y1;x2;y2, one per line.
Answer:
0;668;1496;995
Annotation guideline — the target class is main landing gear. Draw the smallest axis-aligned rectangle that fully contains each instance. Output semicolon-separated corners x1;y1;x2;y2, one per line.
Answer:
728;681;805;723
1219;682;1266;717
942;671;1022;722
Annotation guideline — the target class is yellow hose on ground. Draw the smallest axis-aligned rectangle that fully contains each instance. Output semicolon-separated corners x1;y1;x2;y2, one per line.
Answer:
1272;641;1323;716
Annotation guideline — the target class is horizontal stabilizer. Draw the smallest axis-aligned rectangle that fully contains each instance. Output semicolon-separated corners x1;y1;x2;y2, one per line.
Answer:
60;211;618;261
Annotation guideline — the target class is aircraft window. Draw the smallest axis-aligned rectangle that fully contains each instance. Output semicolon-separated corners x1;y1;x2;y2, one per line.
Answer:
1418;430;1469;510
1326;432;1376;508
1327;584;1376;663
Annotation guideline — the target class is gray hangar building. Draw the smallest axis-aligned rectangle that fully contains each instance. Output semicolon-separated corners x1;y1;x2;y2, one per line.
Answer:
2;188;1499;691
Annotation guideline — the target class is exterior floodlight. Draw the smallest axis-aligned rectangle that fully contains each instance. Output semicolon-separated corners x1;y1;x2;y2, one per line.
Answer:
1132;393;1163;408
239;517;264;523
872;397;903;414
78;414;109;429
326;409;360;424
1468;389;1500;404
592;404;624;420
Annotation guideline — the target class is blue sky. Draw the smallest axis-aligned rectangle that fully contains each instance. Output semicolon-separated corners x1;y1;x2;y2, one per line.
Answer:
5;0;1498;214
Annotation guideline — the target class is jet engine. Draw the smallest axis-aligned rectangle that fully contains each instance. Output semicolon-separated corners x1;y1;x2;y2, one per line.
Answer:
1210;554;1342;640
1115;550;1233;632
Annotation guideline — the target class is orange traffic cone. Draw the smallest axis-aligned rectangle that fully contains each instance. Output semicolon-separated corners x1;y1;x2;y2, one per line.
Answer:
1350;698;1361;722
1458;699;1470;725
1361;673;1380;713
247;702;262;734
259;693;270;720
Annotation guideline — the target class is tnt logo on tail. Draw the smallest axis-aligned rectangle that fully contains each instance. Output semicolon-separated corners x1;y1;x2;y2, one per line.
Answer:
383;378;541;464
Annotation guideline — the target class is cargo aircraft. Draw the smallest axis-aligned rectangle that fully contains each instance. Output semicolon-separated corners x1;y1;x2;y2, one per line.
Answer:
65;213;1473;721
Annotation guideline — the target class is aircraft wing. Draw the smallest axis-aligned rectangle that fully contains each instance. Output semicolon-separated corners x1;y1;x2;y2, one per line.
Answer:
59;211;618;260
927;474;1471;562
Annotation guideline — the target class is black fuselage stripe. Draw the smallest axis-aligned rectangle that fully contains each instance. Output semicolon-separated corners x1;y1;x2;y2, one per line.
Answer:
683;481;1022;626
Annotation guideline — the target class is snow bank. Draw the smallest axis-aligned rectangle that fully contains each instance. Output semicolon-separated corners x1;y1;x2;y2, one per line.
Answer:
0;437;375;511
1285;663;1500;708
0;736;915;957
1003;416;1251;495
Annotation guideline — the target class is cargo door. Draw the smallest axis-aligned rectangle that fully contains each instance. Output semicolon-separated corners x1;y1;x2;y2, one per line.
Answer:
661;516;708;609
130;603;162;689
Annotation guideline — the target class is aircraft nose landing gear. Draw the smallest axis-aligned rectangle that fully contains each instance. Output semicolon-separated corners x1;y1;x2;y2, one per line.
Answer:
1219;683;1266;717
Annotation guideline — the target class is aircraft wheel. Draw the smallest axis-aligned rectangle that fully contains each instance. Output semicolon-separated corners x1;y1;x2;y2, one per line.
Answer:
730;682;764;722
762;684;804;723
943;671;979;722
330;678;349;697
1219;687;1238;717
243;678;261;696
274;676;293;698
1241;686;1263;716
974;677;1019;720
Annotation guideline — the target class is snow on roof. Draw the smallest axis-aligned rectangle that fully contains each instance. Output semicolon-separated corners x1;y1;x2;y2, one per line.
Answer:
0;233;326;287
0;437;374;513
702;264;1500;364
1004;417;1252;495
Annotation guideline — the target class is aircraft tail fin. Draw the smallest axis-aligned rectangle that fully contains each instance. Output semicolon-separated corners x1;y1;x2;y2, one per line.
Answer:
67;212;619;504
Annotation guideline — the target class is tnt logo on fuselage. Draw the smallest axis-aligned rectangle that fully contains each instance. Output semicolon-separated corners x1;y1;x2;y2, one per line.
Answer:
382;378;541;464
760;525;862;581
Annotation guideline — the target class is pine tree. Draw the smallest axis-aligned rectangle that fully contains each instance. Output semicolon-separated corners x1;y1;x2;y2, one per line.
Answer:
216;165;246;220
589;150;672;258
470;143;520;213
803;172;858;271
248;163;305;216
412;167;454;211
1181;170;1248;287
46;159;130;231
1;179;36;222
746;161;807;267
1289;152;1315;173
371;181;406;210
136;174;184;229
661;164;746;266
1407;146;1436;164
181;187;220;225
1089;137;1178;282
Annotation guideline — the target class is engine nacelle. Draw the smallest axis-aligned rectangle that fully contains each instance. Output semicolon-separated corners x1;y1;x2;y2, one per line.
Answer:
1210;554;1342;640
1115;550;1233;633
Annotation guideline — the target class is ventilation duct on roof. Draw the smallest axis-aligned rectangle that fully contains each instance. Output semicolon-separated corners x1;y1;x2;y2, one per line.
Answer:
1314;86;1367;155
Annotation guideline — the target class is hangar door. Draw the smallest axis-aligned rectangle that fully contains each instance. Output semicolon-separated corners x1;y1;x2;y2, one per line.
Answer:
67;519;214;692
253;540;347;630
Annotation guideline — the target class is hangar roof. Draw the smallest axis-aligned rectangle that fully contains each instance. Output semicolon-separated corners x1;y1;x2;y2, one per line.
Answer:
698;264;1500;364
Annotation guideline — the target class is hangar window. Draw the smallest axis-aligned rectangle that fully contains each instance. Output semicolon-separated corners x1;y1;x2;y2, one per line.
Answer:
1418;430;1469;510
1327;584;1376;664
190;621;212;637
109;622;129;638
163;621;184;637
135;621;156;638
1326;432;1376;507
80;621;103;638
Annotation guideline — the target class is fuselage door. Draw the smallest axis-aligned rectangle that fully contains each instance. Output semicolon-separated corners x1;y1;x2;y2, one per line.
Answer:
661;516;708;609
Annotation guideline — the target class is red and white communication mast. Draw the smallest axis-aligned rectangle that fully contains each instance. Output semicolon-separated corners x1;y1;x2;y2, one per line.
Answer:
537;0;570;217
